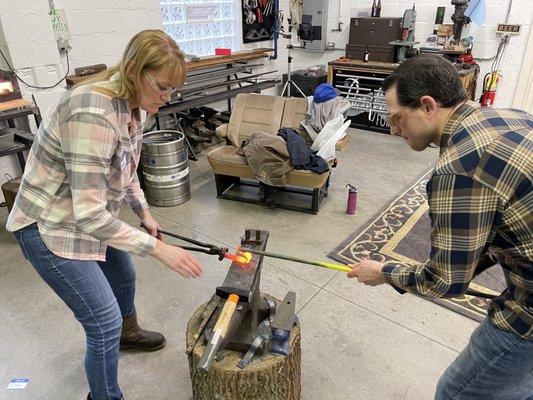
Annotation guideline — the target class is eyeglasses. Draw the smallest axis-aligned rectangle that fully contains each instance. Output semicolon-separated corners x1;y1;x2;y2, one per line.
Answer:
144;71;178;95
385;108;408;127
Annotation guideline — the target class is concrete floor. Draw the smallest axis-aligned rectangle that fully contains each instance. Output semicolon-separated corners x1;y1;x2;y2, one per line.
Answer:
0;128;479;400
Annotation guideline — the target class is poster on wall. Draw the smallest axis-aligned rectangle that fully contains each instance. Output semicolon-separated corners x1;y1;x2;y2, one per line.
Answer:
186;5;217;23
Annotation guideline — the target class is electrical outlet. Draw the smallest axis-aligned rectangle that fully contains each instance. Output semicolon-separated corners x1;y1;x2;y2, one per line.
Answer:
496;24;521;35
57;39;71;53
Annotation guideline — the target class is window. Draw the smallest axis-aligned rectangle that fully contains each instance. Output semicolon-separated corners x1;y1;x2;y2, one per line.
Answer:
160;0;237;57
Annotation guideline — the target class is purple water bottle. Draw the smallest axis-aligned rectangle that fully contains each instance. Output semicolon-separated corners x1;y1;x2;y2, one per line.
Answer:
346;184;358;215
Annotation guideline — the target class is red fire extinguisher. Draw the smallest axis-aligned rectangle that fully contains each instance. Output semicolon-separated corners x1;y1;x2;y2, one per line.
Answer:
480;72;500;107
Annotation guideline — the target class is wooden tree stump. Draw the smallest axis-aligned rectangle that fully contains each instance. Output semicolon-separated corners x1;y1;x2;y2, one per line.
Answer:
186;299;301;400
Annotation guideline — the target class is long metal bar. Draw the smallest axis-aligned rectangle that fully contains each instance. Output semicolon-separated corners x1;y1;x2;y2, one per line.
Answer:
335;85;373;91
240;247;352;273
185;64;263;84
179;70;278;95
156;79;279;116
336;73;385;82
240;248;498;299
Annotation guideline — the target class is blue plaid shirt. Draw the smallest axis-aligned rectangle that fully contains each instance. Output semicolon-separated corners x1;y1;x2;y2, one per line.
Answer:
383;101;533;339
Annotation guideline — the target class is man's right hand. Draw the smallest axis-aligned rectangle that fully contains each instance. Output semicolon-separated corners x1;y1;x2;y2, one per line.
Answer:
152;240;203;278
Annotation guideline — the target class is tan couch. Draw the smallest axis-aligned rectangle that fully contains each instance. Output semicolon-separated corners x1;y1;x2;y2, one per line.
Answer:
207;93;337;214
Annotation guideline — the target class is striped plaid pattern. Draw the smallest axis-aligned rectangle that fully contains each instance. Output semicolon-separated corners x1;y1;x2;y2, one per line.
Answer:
6;76;156;261
383;101;533;339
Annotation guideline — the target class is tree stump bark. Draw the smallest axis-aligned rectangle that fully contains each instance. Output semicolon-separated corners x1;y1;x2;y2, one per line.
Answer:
186;298;301;400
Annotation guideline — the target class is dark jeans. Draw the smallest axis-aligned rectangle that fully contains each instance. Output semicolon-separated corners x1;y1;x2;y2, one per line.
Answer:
14;223;136;400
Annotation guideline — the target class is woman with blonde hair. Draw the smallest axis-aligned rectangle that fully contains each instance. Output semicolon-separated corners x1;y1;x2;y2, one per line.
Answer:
6;30;202;400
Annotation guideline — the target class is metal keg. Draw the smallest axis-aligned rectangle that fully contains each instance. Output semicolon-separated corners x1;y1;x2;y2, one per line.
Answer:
141;130;190;207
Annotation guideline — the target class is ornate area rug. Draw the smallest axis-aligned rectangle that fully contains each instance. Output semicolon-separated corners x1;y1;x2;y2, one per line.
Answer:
329;170;506;322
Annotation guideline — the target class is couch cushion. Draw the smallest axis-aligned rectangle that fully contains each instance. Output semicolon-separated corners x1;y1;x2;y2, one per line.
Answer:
281;97;308;136
207;146;255;179
207;145;331;189
286;169;330;188
226;93;286;147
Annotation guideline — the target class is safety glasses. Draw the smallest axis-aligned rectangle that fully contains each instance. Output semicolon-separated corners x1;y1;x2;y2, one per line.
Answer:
144;71;178;95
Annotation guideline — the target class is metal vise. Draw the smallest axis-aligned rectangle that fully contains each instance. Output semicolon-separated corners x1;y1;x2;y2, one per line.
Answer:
197;228;272;371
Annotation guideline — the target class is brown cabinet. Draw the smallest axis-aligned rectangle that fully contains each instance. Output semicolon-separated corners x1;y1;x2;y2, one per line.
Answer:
347;17;401;63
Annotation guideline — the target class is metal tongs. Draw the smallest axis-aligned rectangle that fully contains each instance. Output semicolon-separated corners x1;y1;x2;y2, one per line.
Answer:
159;229;229;260
141;225;228;260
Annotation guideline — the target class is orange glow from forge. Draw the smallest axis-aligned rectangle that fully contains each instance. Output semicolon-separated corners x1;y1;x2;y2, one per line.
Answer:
224;251;253;267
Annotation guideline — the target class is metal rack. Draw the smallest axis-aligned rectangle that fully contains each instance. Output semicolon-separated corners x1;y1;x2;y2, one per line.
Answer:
150;48;280;159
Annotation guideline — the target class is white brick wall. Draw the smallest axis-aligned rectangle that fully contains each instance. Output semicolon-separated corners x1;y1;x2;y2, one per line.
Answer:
53;0;163;70
0;0;162;197
0;0;530;197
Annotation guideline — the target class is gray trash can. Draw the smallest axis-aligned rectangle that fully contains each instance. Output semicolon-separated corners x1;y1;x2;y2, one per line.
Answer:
141;130;190;207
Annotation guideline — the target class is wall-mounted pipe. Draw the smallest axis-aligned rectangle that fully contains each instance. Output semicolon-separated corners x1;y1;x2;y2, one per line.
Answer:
270;0;280;60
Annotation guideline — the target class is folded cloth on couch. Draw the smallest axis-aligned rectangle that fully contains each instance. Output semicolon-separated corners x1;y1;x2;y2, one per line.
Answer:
277;128;329;174
240;131;294;187
301;96;350;140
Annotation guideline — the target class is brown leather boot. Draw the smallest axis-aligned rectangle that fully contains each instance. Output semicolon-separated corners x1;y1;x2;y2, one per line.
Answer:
119;312;166;351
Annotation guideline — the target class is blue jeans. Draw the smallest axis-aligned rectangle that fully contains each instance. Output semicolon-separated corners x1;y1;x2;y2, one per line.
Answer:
435;318;533;400
14;223;136;400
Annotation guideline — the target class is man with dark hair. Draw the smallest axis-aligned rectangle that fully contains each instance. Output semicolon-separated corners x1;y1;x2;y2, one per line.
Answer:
347;54;532;399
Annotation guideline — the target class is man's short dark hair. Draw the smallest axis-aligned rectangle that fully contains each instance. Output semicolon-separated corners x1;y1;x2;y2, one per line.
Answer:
381;54;468;108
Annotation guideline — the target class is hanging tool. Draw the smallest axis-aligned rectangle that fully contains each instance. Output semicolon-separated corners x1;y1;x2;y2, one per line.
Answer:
256;6;263;23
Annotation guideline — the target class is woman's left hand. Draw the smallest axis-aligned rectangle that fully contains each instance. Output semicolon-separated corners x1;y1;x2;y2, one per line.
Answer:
139;209;163;240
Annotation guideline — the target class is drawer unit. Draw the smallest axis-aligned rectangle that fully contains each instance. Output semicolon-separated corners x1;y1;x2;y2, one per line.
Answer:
328;58;397;134
345;44;396;63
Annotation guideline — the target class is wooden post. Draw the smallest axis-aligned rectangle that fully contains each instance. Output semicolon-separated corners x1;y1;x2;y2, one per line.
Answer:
186;299;301;400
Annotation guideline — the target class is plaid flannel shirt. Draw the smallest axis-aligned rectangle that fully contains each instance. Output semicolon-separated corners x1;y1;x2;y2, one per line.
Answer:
382;101;533;339
6;75;156;261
